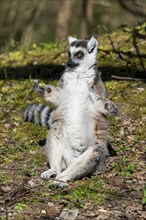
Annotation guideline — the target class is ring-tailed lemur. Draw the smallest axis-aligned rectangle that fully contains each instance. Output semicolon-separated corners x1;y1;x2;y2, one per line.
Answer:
24;36;118;184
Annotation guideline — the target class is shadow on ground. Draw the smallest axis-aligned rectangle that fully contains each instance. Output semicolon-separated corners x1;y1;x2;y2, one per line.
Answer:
0;64;146;82
0;64;65;80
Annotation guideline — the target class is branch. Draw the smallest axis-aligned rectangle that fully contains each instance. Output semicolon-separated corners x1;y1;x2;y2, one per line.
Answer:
118;0;146;17
111;75;146;81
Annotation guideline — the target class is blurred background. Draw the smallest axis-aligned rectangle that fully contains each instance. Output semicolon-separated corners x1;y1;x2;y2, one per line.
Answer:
0;0;146;51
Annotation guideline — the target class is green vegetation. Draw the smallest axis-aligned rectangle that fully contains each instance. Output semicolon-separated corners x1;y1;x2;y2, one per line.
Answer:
0;23;146;80
142;186;146;207
14;203;28;212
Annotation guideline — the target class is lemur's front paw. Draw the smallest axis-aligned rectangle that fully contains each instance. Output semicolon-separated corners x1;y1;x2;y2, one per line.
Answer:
105;101;118;116
33;80;52;96
33;80;45;95
44;85;52;94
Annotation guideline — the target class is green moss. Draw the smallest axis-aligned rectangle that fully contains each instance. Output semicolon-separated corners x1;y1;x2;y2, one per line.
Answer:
0;23;146;79
0;172;14;184
48;176;108;208
112;159;137;177
14;203;28;212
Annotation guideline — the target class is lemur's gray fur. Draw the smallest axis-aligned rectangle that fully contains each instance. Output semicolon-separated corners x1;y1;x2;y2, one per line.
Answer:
24;36;118;185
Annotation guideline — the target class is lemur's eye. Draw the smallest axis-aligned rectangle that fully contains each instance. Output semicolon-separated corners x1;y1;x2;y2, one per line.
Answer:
68;51;71;57
75;51;84;59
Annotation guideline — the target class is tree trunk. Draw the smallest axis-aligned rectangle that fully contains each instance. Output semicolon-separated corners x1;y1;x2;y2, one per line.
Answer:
55;0;74;42
118;0;146;17
81;0;93;38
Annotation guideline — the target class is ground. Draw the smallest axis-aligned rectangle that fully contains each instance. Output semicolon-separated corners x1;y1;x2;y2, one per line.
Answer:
0;23;146;219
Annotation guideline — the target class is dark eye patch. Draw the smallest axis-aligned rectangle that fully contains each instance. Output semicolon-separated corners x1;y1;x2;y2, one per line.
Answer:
74;51;84;59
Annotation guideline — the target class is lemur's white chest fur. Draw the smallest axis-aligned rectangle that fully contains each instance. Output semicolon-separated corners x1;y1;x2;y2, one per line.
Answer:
62;69;93;118
61;70;96;152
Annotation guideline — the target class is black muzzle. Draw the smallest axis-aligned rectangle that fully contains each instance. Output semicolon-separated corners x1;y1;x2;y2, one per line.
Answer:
67;59;78;68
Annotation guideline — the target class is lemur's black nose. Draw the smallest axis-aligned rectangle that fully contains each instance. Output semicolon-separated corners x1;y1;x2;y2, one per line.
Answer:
67;59;78;68
67;60;72;66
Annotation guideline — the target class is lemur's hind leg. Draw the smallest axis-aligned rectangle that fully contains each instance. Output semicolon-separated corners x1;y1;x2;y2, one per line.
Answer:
41;122;63;179
55;144;108;182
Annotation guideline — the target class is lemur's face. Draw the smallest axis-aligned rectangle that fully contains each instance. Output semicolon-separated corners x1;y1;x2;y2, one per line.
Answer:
67;36;98;70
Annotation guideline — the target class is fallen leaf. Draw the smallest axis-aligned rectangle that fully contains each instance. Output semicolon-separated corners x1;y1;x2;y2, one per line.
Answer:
1;186;11;193
58;208;78;220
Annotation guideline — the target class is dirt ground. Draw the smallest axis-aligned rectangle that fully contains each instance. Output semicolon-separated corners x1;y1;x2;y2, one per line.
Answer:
0;79;146;220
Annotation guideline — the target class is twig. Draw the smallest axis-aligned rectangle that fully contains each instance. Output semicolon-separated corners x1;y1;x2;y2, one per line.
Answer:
4;179;28;202
0;167;22;171
1;209;55;220
111;75;146;81
26;183;43;190
0;209;41;215
4;198;9;220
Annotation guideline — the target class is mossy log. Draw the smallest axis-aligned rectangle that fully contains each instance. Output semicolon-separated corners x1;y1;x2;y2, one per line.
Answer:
0;23;146;80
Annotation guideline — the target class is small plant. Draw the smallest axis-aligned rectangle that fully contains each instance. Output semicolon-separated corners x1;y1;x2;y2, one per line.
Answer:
142;186;146;209
112;159;137;177
14;203;27;212
39;42;57;51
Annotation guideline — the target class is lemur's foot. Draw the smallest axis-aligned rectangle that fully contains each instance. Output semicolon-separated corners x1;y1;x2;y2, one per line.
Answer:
105;101;118;116
49;180;68;188
41;169;57;179
41;169;68;188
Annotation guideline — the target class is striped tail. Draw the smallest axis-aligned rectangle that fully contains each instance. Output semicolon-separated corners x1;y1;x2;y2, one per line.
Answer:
23;104;52;127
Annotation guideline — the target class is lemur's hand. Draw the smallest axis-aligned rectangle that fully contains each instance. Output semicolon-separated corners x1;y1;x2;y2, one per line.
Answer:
33;80;51;95
44;85;52;94
33;79;44;94
104;101;118;116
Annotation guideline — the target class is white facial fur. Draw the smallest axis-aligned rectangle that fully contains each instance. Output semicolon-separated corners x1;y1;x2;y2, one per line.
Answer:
68;36;98;72
68;36;77;44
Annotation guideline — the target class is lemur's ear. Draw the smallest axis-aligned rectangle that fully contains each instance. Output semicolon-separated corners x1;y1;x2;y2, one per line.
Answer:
87;36;98;53
68;36;77;44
